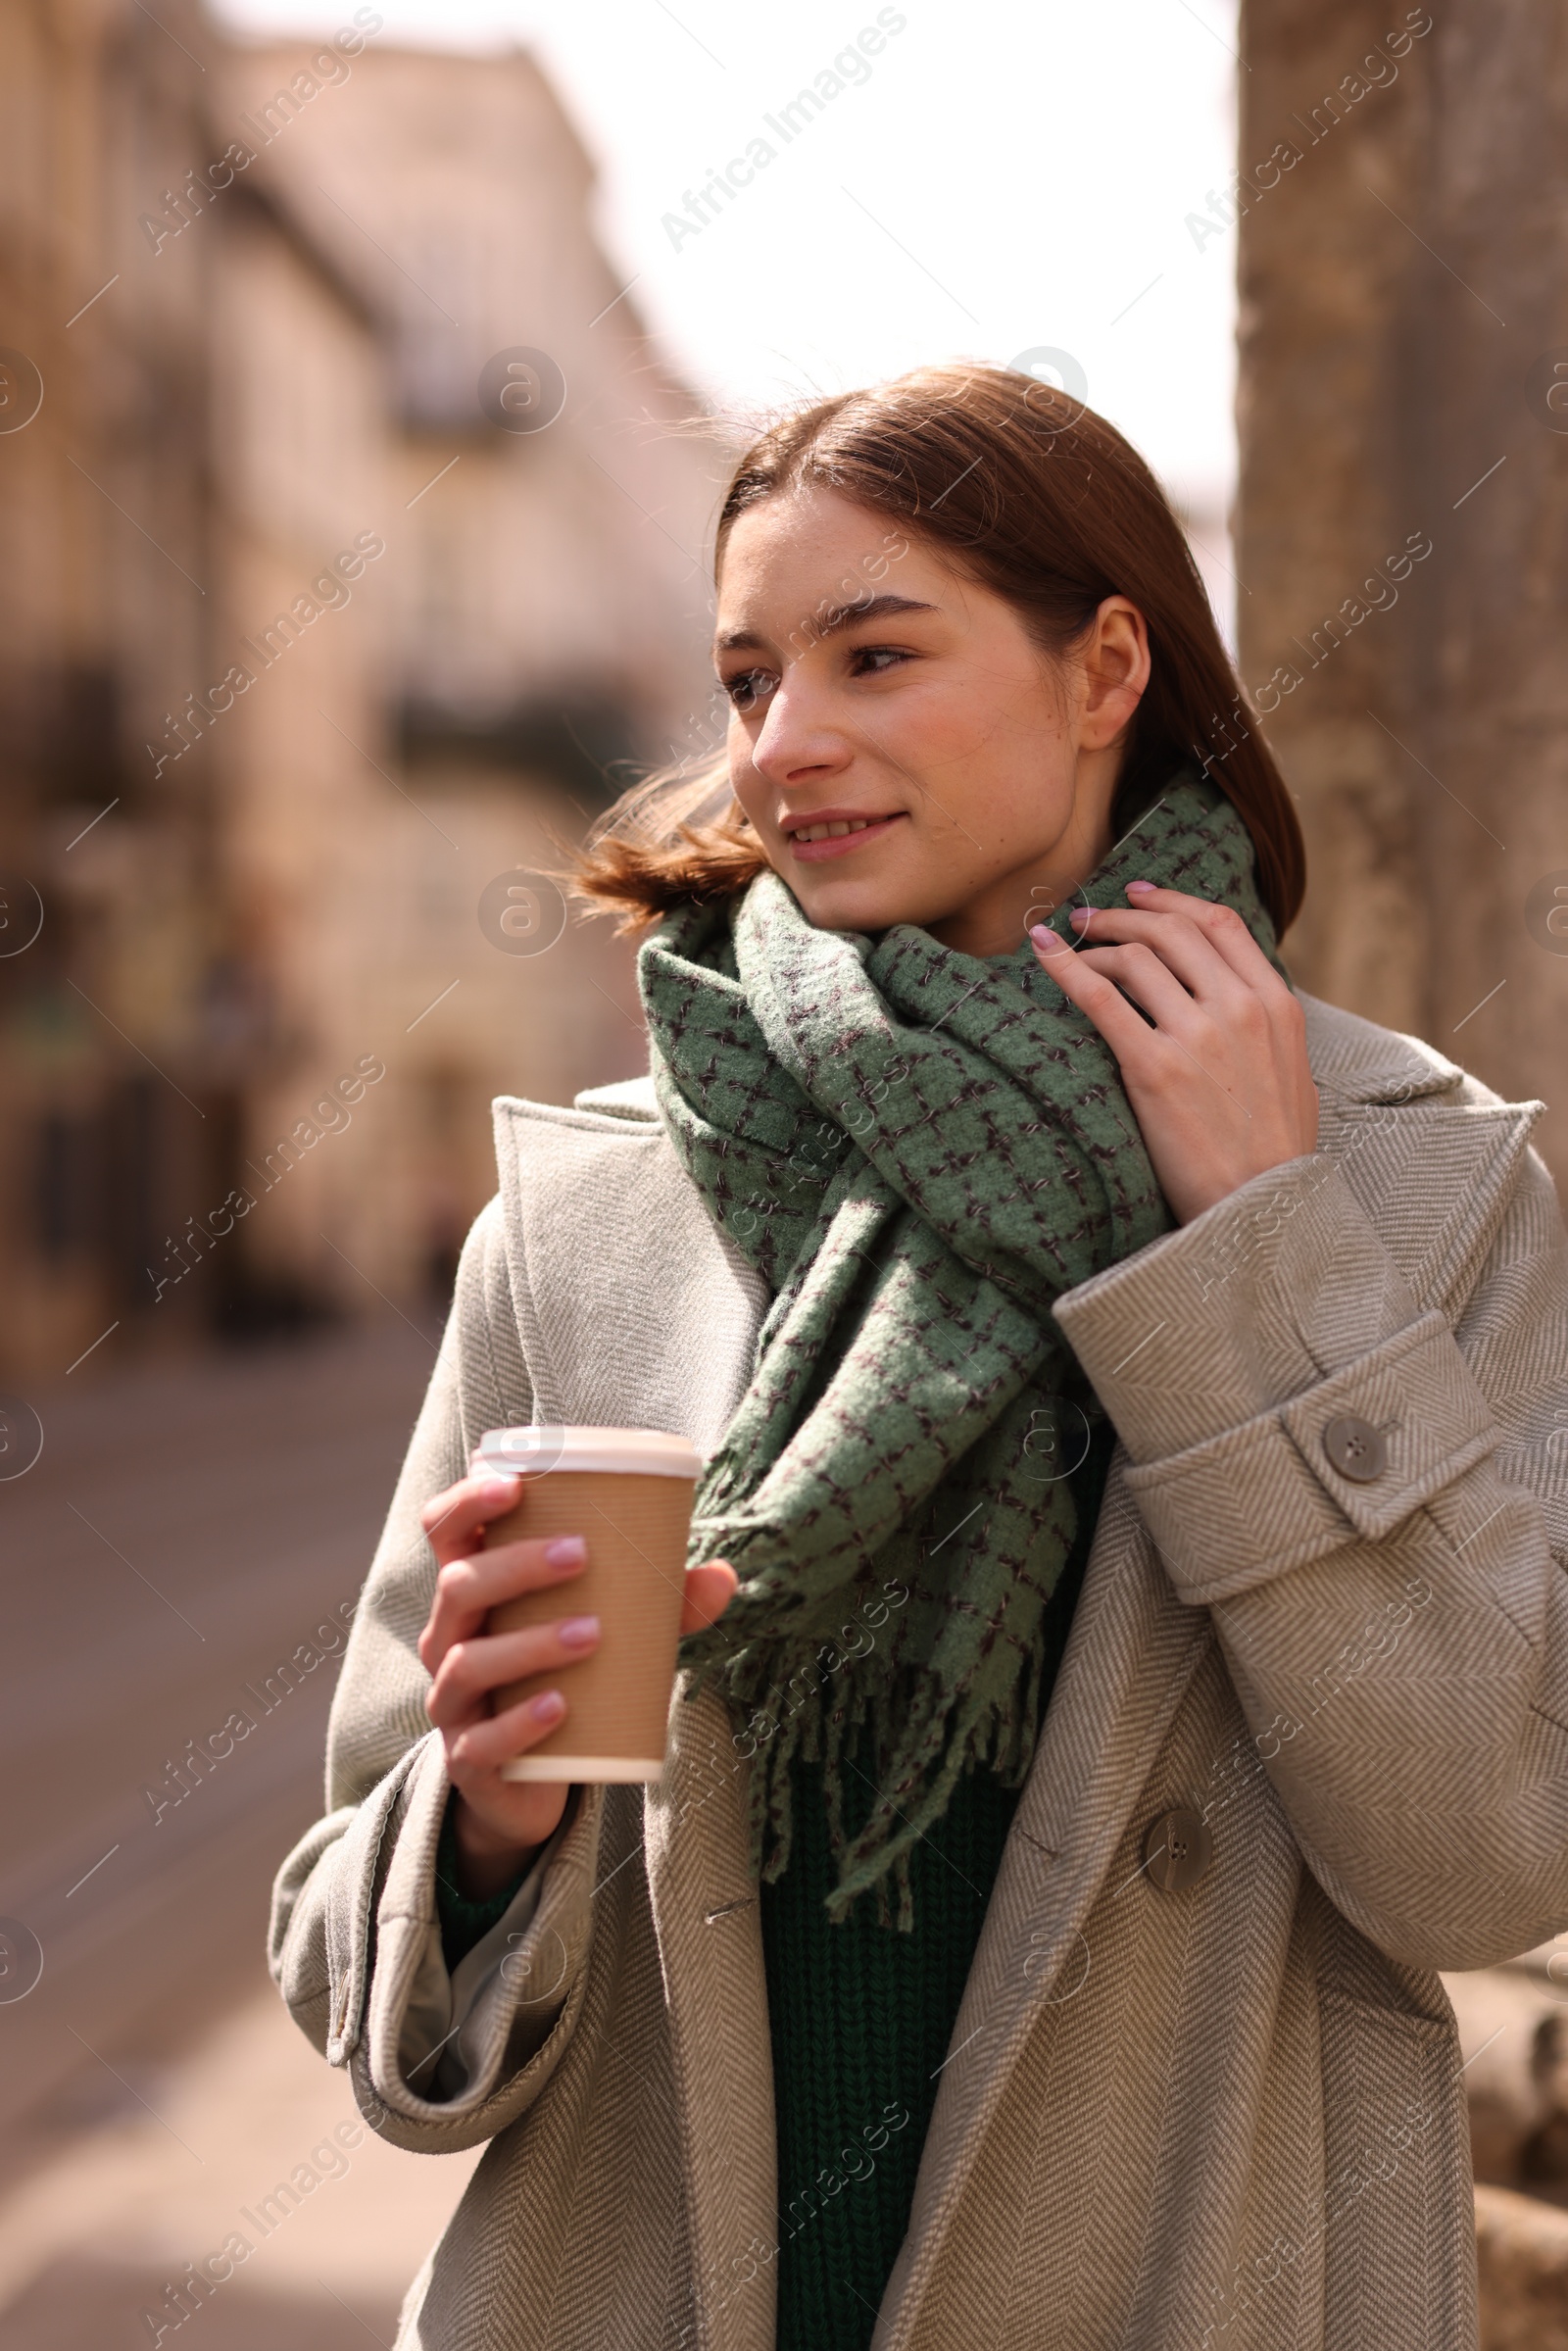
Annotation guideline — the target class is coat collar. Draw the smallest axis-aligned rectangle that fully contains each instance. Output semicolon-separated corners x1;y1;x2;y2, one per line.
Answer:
1299;989;1464;1103
1297;994;1542;1321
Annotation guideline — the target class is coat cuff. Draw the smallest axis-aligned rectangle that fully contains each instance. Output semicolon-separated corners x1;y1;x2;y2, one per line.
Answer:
359;1733;603;2132
1053;1152;1499;1605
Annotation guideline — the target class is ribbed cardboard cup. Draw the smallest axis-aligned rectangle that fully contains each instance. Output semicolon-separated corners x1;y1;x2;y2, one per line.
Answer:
473;1426;701;1784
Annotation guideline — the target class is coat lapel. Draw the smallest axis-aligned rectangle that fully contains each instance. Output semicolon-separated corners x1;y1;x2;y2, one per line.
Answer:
496;1096;775;2351
875;1473;1212;2342
645;1685;778;2351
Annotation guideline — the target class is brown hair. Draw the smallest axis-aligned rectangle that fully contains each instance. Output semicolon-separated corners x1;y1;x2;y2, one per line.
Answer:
574;365;1304;936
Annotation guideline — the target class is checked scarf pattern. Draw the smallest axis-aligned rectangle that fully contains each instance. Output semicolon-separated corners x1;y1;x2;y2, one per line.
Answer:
639;772;1279;1925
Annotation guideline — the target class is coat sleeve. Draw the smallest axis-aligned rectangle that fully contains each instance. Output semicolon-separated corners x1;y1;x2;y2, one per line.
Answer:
267;1195;610;2154
1053;1125;1568;1974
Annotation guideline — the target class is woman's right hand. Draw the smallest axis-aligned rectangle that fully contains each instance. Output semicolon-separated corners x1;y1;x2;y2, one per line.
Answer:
417;1470;737;1898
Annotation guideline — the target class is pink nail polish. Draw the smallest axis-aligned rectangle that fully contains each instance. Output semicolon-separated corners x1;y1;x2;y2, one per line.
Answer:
558;1614;600;1649
1030;923;1061;955
531;1690;565;1724
1070;906;1090;929
545;1536;586;1568
1126;879;1155;895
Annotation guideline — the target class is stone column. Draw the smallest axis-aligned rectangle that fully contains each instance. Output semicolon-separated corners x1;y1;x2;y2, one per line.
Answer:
1236;0;1568;1183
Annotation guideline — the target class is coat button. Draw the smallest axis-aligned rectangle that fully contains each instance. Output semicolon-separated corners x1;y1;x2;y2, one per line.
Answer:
1322;1414;1387;1483
1144;1807;1213;1893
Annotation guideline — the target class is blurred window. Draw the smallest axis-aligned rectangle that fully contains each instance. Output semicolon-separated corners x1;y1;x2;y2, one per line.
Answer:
35;1110;100;1260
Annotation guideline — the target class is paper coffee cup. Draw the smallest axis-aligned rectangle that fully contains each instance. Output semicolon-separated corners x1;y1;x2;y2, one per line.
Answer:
473;1426;702;1784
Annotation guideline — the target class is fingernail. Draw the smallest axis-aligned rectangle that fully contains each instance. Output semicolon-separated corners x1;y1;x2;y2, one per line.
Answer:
1126;879;1155;895
558;1614;600;1650
531;1690;565;1725
545;1536;586;1568
1069;906;1091;930
1030;923;1062;955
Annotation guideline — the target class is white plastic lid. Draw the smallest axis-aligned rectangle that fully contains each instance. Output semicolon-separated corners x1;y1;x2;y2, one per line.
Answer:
475;1425;703;1479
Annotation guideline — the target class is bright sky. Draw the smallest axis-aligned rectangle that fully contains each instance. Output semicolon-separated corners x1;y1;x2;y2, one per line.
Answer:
216;0;1241;514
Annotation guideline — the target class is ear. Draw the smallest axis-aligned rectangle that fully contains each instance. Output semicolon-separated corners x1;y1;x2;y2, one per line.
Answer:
1078;597;1151;749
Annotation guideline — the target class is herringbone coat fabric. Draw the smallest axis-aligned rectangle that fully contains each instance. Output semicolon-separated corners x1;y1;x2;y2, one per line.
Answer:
270;993;1568;2351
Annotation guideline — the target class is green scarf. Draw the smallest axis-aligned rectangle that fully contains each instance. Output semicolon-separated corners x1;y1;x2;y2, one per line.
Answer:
640;772;1279;1925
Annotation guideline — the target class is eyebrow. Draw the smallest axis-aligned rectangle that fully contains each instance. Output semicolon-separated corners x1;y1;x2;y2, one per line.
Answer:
714;594;939;656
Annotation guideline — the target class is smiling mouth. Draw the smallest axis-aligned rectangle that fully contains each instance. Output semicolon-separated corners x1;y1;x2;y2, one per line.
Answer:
784;810;906;861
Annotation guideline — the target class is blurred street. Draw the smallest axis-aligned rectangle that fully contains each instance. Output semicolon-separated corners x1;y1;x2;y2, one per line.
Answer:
0;1314;479;2346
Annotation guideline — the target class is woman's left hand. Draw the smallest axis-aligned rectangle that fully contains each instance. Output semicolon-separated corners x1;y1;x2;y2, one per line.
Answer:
1030;880;1319;1226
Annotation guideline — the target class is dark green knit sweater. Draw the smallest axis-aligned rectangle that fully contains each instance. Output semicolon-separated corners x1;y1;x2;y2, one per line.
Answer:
437;1423;1111;2343
759;1739;1020;2344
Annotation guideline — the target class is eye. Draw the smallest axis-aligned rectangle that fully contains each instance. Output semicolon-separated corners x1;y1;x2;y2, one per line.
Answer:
848;645;910;677
722;667;776;712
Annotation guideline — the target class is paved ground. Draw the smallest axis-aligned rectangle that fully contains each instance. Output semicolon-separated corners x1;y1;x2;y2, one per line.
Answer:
0;1315;480;2348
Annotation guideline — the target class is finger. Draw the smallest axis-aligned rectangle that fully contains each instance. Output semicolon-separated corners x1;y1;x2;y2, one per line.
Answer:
1116;893;1313;1113
1069;906;1250;1005
1071;940;1219;1035
420;1471;524;1566
1123;883;1293;999
451;1687;568;1774
681;1560;737;1634
1029;926;1173;1065
426;1614;601;1729
1071;948;1264;1129
1084;902;1306;1095
419;1534;587;1672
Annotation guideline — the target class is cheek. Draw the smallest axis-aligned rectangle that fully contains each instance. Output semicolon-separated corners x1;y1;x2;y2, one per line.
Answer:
885;664;1066;774
728;731;764;817
896;677;1072;827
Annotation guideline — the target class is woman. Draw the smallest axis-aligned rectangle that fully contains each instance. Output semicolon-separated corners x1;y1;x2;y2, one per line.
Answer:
270;366;1568;2351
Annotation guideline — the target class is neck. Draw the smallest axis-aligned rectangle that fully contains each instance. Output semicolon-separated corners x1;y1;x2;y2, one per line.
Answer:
924;746;1124;960
926;824;1116;959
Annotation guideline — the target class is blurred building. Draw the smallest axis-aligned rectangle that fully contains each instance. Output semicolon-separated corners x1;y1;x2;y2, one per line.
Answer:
0;0;222;1378
0;12;724;1383
220;37;723;1314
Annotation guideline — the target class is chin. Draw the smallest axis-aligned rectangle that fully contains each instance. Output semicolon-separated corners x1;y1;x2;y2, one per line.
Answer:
774;845;956;936
791;886;928;935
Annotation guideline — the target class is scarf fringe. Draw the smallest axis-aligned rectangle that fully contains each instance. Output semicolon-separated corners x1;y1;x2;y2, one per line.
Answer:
726;1634;1049;1933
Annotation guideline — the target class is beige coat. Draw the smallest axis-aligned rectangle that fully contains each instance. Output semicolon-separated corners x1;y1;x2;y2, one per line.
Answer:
270;993;1568;2351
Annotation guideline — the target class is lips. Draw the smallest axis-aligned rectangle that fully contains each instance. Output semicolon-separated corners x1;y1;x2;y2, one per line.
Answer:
783;809;906;863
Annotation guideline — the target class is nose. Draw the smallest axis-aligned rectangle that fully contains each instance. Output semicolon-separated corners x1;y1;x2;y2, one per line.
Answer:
748;672;851;791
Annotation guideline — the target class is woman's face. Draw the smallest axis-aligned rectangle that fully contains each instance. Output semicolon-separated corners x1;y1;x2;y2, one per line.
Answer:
716;486;1151;957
